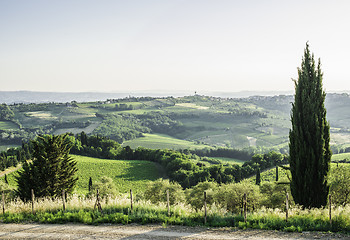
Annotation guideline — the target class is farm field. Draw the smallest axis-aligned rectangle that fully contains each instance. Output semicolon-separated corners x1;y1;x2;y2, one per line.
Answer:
122;133;211;150
73;155;161;195
331;152;350;162
2;94;350;154
0;144;20;151
0;155;162;195
0;121;19;130
211;157;246;166
248;162;350;184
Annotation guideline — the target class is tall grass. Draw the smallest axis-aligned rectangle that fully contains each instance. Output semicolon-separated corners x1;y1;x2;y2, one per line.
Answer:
1;194;350;233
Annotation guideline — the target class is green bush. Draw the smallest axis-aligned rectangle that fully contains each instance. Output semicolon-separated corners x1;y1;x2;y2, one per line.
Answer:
218;179;262;213
185;181;218;210
144;178;185;205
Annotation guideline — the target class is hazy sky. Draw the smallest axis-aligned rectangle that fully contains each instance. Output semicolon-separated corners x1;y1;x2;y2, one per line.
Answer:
1;0;349;93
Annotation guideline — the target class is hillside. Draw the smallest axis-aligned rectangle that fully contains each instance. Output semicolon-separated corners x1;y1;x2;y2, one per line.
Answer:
0;155;161;195
1;93;350;153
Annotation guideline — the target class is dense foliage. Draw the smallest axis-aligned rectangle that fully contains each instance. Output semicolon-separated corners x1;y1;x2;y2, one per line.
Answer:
69;132;287;188
289;43;332;208
15;134;78;201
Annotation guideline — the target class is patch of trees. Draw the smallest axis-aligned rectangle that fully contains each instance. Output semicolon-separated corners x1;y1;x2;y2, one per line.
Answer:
0;104;14;121
92;114;150;143
138;112;184;135
52;120;91;129
68;132;287;189
188;147;254;161
115;103;134;111
70;132;122;159
13;103;51;112
0;142;32;171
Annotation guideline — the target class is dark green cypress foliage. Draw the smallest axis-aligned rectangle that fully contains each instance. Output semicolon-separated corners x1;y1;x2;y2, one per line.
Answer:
255;168;261;185
275;166;279;182
88;177;92;192
4;174;8;184
15;134;78;201
289;43;332;208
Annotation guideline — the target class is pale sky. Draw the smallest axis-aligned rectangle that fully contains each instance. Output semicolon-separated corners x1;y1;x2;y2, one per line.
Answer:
1;0;349;93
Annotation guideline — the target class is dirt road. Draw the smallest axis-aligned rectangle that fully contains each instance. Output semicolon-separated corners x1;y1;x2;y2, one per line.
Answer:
0;223;349;240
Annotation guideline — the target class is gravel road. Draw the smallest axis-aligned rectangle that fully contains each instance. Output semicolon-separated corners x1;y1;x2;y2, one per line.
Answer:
0;223;349;240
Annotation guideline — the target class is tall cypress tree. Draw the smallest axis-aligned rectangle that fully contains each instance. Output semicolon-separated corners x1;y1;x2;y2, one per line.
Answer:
289;43;332;208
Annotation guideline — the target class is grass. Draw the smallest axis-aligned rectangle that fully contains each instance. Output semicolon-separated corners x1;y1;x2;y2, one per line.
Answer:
72;155;161;195
53;122;101;135
332;153;350;162
122;133;211;150
0;144;20;151
248;162;350;184
0;121;19;130
1;195;349;233
211;157;247;166
0;155;161;195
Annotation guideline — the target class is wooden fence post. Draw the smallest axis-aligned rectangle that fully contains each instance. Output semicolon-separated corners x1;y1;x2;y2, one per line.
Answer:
2;191;5;215
329;194;332;226
62;189;66;211
31;189;35;214
94;189;102;213
204;191;207;224
286;192;289;222
130;189;133;212
243;193;247;223
166;189;170;216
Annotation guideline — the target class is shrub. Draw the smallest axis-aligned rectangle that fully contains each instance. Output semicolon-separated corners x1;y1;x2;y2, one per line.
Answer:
218;179;262;213
185;181;218;210
144;178;185;205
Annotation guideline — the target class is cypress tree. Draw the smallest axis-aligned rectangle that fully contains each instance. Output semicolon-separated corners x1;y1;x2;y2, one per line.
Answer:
289;43;332;208
88;177;92;192
255;168;261;185
15;134;78;201
4;174;8;184
275;166;279;182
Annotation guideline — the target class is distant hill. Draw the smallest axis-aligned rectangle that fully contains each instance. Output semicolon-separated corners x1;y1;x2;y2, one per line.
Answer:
1;92;350;153
0;90;298;104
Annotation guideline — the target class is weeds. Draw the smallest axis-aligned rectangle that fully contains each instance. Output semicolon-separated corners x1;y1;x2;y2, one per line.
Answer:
1;195;350;233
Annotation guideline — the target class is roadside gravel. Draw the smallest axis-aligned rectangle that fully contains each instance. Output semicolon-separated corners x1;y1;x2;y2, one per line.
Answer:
0;223;349;240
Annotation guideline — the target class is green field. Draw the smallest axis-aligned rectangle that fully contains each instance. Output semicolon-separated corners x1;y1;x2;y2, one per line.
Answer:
0;155;161;195
0;145;20;151
0;121;19;130
332;153;350;162
248;162;350;184
122;133;211;150
73;155;161;194
211;157;247;166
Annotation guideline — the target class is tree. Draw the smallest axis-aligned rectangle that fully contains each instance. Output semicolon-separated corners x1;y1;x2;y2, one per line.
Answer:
15;134;78;201
88;177;92;192
289;43;332;208
255;168;261;185
329;165;350;206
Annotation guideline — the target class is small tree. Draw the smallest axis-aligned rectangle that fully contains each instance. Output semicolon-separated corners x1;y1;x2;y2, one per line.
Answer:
255;168;261;185
15;134;78;201
88;177;92;192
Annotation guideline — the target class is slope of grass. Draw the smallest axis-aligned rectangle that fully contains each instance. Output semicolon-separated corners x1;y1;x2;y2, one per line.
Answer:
0;155;161;195
332;153;350;162
72;155;161;195
211;157;247;166
0;121;19;130
122;133;211;150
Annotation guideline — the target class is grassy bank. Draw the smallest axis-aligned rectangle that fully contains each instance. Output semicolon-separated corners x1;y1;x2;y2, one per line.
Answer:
0;195;349;233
